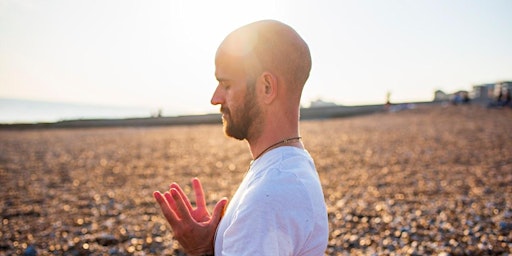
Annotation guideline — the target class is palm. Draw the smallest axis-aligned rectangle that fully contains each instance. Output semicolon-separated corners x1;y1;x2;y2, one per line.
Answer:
190;203;211;222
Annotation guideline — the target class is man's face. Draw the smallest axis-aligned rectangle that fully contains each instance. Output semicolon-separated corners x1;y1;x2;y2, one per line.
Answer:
211;51;261;140
221;79;260;140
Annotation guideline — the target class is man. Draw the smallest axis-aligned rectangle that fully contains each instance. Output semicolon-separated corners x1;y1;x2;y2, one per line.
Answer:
154;20;328;255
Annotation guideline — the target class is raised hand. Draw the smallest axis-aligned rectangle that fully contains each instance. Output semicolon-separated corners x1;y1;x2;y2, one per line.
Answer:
153;178;228;256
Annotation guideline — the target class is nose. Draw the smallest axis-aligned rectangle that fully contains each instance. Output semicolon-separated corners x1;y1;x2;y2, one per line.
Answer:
211;85;224;106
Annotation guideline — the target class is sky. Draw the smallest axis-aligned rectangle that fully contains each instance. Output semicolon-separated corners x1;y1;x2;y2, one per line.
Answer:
1;0;511;116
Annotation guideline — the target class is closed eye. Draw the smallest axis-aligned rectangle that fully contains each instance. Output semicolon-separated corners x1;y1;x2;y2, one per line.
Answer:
217;79;230;90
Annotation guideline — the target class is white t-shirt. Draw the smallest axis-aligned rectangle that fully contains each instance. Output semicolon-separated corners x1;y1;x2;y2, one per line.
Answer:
214;146;329;255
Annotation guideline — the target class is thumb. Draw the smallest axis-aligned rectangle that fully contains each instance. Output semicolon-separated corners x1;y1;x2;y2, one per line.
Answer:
210;198;228;224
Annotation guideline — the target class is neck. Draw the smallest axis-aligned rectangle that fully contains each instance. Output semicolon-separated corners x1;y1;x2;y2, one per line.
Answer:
252;136;302;161
249;101;302;160
248;124;303;160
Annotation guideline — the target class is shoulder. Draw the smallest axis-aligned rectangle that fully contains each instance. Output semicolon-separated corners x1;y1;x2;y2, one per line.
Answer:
242;147;323;214
249;147;321;193
250;146;316;181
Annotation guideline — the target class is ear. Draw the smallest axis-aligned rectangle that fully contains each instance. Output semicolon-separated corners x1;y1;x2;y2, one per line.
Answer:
260;71;278;104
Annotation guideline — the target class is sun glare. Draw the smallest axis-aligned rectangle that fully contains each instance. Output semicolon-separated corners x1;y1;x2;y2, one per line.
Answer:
0;0;511;122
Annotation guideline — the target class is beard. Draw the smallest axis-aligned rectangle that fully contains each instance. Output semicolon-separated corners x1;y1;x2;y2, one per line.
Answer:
221;81;261;140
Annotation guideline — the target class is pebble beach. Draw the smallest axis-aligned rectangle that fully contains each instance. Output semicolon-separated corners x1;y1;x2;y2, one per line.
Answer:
1;104;511;255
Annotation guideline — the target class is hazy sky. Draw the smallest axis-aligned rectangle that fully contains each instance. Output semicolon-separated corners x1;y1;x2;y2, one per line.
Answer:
1;0;511;115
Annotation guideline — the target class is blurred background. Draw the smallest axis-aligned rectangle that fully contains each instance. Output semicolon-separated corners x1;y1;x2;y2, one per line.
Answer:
1;0;511;123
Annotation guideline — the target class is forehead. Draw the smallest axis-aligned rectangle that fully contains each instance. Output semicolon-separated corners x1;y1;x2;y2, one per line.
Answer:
214;47;247;81
215;30;262;81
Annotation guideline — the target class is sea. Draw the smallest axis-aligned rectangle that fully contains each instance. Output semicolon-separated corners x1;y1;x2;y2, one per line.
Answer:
0;98;163;124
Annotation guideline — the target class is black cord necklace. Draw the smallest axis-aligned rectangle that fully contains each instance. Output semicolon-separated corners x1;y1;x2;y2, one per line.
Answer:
253;136;302;161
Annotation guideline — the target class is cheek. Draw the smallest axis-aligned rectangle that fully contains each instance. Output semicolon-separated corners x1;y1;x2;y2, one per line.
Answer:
228;89;244;105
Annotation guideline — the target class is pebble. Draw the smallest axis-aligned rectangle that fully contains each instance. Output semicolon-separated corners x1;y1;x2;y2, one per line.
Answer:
1;105;511;255
95;234;119;246
23;245;37;256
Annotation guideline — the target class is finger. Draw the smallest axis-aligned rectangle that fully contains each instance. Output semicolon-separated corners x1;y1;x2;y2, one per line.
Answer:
170;188;194;222
192;178;207;210
167;194;178;212
170;183;194;212
153;191;180;227
210;198;228;225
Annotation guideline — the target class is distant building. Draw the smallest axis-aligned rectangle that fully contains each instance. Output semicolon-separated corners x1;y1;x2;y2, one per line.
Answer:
499;81;512;89
472;83;495;103
434;81;512;105
434;90;450;102
433;89;469;104
310;99;338;108
452;90;470;104
472;81;511;102
496;81;512;98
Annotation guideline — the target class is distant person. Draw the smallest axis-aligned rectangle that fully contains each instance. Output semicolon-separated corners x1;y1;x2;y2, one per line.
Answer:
385;91;392;111
506;88;511;107
462;91;470;104
498;88;512;107
497;89;503;103
153;20;329;255
488;87;512;108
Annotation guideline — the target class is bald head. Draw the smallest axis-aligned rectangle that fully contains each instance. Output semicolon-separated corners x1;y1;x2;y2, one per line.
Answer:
217;20;311;97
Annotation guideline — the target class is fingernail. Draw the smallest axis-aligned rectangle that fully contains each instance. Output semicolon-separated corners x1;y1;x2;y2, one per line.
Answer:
153;192;162;201
170;189;179;198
